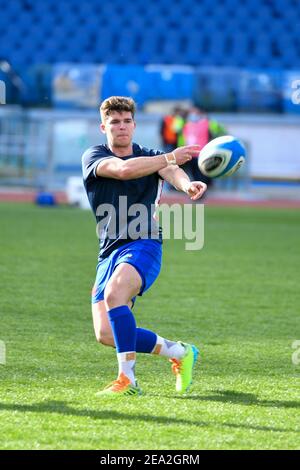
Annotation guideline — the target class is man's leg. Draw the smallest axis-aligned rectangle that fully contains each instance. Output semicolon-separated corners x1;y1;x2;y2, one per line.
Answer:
92;300;131;347
92;302;185;358
92;292;198;394
100;262;142;392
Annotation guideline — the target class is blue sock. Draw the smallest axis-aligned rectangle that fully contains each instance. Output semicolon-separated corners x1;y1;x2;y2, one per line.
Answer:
136;328;157;353
108;305;136;353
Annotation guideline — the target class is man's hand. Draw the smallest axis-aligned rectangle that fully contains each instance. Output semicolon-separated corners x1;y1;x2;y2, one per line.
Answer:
183;181;207;201
170;145;202;166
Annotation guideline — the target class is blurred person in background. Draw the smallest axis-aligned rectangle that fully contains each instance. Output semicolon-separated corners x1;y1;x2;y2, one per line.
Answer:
160;106;186;153
181;106;227;186
160;107;187;191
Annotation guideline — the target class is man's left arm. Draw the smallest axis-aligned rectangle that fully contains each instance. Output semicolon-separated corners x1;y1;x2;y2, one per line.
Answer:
159;166;207;201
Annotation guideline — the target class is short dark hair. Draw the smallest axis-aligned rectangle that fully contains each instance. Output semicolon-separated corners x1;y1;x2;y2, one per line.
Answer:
100;96;136;122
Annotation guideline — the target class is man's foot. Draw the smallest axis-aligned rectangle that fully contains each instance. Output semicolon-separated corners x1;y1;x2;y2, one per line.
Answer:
96;372;142;397
169;343;199;393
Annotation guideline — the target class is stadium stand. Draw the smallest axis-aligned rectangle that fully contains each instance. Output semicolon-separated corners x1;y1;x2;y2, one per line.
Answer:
0;0;299;108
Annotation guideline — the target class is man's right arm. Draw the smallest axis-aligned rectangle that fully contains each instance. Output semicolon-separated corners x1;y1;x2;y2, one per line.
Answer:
96;145;201;180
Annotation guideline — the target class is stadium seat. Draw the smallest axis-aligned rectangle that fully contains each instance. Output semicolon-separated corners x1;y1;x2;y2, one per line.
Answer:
114;29;139;64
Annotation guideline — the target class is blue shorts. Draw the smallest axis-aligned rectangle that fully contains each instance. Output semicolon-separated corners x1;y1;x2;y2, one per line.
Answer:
91;239;162;305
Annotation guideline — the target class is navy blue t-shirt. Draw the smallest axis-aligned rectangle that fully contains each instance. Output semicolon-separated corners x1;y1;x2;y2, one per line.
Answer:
82;143;164;260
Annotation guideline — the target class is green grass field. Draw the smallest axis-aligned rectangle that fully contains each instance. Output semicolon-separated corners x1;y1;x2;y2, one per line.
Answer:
0;202;299;450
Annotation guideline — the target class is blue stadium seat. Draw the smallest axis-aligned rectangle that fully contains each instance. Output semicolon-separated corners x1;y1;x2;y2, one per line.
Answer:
135;30;162;64
114;29;139;63
91;27;119;63
158;31;185;65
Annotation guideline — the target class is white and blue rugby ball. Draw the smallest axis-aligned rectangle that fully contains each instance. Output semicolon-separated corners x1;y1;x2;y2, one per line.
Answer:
198;135;246;178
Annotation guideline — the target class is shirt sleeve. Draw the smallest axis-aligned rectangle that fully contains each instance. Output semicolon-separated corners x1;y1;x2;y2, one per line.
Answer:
82;146;113;181
135;144;165;157
148;148;165;157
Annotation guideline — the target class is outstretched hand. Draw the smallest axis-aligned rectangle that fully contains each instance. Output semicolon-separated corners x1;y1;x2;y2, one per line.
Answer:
172;145;202;166
184;181;207;200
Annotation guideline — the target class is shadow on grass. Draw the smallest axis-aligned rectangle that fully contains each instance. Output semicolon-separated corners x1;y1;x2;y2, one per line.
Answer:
173;390;300;410
0;400;298;434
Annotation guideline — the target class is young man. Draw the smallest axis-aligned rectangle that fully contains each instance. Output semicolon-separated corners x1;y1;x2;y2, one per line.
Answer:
82;96;207;396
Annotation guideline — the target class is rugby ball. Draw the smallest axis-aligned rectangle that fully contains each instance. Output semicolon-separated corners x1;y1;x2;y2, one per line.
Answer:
198;135;246;178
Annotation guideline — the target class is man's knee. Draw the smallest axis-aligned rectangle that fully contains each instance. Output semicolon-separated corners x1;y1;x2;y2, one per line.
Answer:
104;283;127;309
104;264;141;310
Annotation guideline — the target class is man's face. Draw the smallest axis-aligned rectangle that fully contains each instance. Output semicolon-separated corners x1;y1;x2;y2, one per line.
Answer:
101;111;136;148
